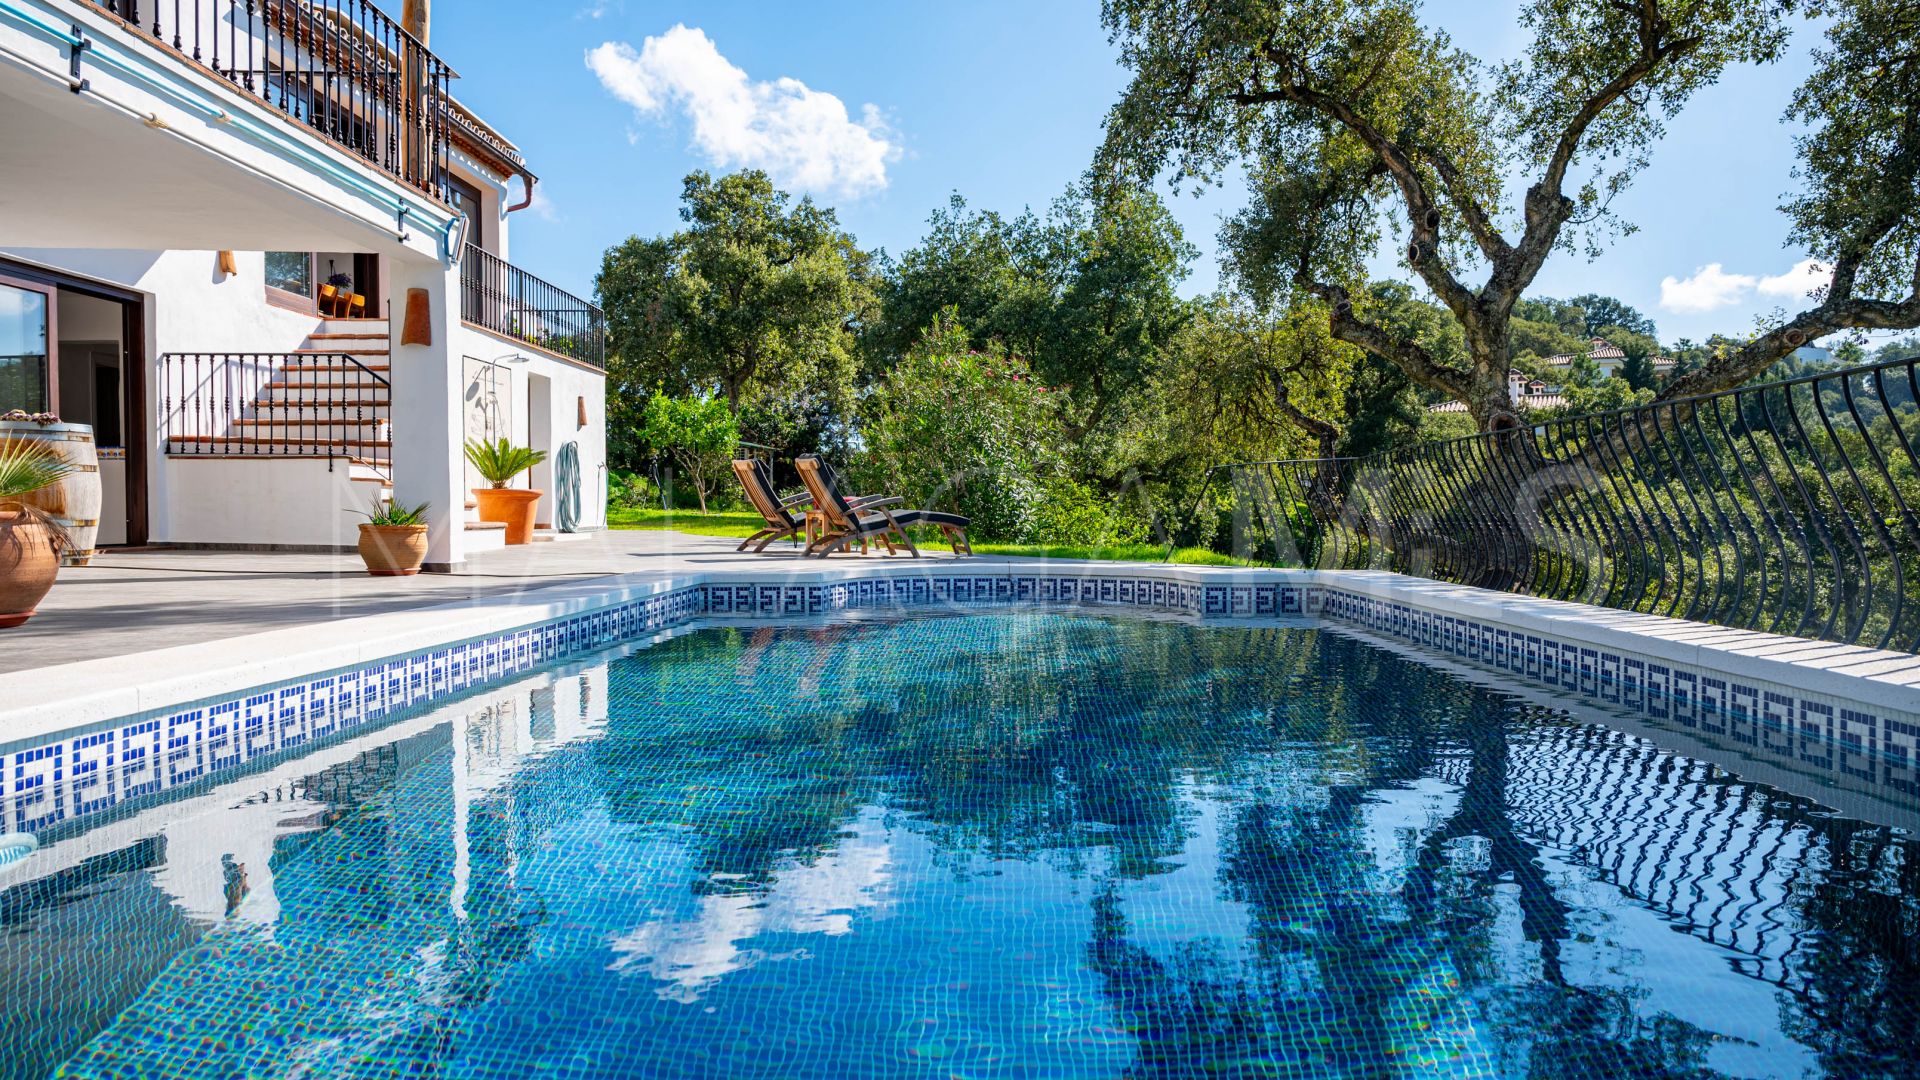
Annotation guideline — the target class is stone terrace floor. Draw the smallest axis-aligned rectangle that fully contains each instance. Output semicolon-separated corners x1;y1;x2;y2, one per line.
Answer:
4;530;984;675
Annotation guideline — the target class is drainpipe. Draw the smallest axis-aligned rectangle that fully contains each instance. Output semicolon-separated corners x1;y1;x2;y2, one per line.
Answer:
505;167;539;214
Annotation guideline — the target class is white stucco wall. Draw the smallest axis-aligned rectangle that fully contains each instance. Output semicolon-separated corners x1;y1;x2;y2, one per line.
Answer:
163;457;368;548
453;323;607;531
4;247;340;547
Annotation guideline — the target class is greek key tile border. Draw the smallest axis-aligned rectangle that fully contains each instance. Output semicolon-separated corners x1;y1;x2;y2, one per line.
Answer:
1319;588;1920;799
0;585;703;838
6;573;1905;838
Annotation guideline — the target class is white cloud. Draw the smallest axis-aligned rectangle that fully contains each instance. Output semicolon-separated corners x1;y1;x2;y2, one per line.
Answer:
1756;258;1831;299
586;26;899;198
577;0;621;19
1659;263;1759;314
1659;258;1835;314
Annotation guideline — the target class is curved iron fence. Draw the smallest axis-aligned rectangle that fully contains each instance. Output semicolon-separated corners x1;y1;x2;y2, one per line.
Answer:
1172;354;1920;652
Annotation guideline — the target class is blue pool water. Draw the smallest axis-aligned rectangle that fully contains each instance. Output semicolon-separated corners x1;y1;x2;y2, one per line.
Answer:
4;611;1917;1078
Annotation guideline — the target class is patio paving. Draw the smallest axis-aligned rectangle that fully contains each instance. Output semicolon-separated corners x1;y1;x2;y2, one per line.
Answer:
2;530;976;676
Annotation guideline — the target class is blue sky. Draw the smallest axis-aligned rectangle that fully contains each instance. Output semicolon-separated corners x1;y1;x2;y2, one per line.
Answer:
430;0;1826;347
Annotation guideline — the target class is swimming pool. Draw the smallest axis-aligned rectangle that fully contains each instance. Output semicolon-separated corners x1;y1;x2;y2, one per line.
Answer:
4;609;1916;1078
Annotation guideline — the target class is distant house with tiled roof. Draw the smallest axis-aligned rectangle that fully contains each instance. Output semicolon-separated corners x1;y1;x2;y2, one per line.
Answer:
1541;337;1675;381
1427;369;1566;414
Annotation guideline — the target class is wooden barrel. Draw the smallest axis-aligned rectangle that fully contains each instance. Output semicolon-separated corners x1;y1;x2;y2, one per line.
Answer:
0;421;101;566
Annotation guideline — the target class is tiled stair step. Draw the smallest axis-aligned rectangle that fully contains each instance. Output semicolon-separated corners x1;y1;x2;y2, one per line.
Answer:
228;423;391;439
464;520;508;552
291;349;390;357
308;331;390;339
263;380;389;390
230;419;387;427
279;364;390;373
253;398;389;409
168;436;392;450
237;404;388;416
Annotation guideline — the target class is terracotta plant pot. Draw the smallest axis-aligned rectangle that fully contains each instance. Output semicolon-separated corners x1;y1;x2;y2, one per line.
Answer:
357;523;429;576
473;488;542;545
0;510;61;628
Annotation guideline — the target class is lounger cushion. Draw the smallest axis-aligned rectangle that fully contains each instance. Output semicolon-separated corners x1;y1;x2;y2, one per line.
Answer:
855;509;970;530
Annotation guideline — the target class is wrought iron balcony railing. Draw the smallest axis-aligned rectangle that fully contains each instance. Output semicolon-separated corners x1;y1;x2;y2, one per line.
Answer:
85;0;456;203
1170;354;1920;653
460;244;606;369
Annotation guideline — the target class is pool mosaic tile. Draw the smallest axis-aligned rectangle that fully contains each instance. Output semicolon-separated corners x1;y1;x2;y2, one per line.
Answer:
6;614;1917;1078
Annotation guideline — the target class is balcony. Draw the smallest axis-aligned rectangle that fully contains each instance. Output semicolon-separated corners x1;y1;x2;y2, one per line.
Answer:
460;245;606;369
83;0;461;202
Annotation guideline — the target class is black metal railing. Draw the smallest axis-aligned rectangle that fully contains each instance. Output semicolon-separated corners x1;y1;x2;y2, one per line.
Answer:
460;244;606;368
162;352;390;476
85;0;456;202
1172;354;1920;652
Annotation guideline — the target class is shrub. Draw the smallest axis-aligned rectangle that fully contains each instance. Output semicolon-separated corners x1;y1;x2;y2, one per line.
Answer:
1021;476;1147;547
852;314;1055;540
638;393;739;512
607;470;658;510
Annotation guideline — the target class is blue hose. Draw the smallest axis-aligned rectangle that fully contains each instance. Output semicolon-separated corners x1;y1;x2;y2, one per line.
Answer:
555;441;582;533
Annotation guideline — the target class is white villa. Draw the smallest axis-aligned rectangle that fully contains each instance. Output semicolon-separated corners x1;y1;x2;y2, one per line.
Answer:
0;0;606;570
1428;337;1678;413
1539;336;1676;382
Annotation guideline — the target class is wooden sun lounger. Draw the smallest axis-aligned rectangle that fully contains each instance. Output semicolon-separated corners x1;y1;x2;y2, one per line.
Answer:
731;458;811;552
794;455;973;558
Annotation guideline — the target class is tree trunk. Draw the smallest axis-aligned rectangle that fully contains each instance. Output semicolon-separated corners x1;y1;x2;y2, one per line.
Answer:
1464;324;1519;432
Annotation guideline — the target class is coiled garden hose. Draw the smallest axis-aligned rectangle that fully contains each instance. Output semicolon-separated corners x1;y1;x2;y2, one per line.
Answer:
555;441;582;533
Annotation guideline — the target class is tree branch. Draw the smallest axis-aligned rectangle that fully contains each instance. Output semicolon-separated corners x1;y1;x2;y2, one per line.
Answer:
1502;1;1699;301
1661;253;1920;399
1417;143;1513;264
1234;49;1480;324
1301;277;1476;404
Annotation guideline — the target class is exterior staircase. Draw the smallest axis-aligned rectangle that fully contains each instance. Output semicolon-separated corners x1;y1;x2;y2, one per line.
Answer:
166;320;391;481
161;318;508;554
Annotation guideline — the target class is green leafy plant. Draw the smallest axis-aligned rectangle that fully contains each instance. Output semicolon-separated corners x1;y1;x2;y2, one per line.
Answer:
0;439;75;550
464;438;548;489
351;498;430;526
637;393;739;512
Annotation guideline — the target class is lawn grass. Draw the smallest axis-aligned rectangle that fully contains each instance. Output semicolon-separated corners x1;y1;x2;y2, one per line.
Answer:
607;506;1254;565
971;542;1253;566
606;506;766;538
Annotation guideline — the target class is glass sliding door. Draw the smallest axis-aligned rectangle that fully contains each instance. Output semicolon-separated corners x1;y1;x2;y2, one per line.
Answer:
0;276;56;415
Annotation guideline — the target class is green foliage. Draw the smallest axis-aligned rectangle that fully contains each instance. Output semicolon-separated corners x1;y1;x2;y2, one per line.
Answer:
1509;297;1592;366
1568;294;1658;339
867;182;1195;469
1545;377;1656;417
1099;0;1795;423
1606;325;1663;390
853;313;1058;540
1784;0;1920;301
463;439;547;488
595;170;873;470
637;394;740;513
0;439;73;501
354;499;430;527
607;470;659;511
1022;476;1150;548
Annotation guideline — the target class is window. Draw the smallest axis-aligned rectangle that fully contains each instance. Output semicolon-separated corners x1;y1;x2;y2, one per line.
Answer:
265;252;313;298
0;280;53;414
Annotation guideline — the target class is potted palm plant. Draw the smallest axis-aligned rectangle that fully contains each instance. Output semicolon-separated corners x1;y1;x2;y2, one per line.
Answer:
466;438;548;545
0;439;74;627
352;498;431;576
